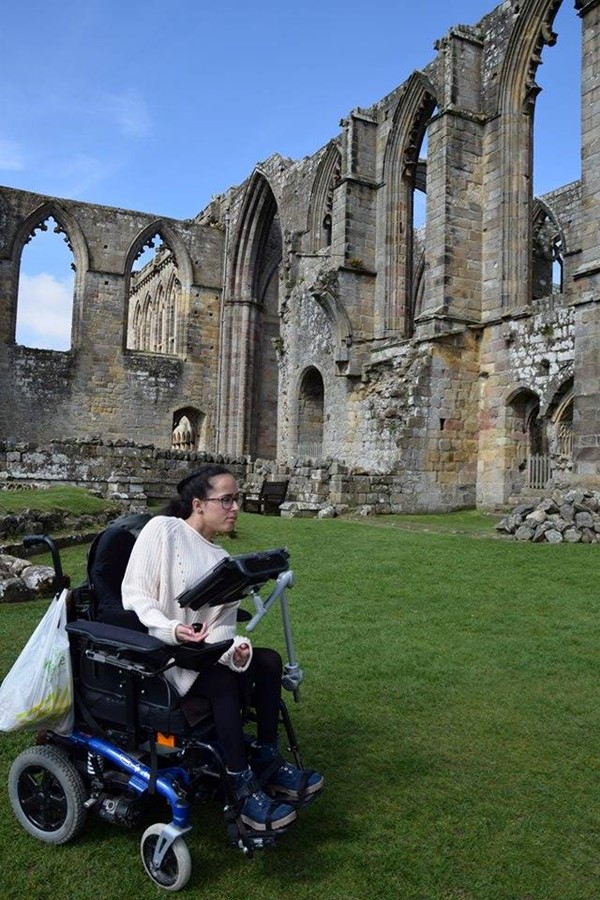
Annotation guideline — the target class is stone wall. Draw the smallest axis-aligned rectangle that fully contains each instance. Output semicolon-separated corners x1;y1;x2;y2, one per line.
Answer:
0;439;481;516
0;190;224;450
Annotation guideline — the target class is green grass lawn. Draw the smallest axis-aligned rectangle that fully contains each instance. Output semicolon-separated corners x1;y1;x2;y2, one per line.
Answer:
1;513;599;899
0;485;118;516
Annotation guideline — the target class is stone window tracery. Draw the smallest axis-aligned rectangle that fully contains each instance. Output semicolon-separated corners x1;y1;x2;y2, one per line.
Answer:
171;407;205;451
532;203;563;300
172;414;195;450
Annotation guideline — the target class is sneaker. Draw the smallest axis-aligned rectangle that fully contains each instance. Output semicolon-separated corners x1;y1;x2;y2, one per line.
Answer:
230;767;297;832
251;743;324;801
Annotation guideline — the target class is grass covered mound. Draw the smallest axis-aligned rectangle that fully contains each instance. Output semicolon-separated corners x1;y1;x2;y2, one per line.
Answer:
0;513;598;899
0;486;118;516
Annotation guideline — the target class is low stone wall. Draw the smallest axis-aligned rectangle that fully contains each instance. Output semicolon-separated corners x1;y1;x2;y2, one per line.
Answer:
0;439;249;506
0;438;468;515
496;489;600;543
0;508;117;541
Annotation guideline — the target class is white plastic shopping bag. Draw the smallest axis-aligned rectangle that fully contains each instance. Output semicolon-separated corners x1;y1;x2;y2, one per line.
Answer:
0;588;74;734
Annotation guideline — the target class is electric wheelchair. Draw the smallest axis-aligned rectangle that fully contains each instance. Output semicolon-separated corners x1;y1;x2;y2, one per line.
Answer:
7;534;314;891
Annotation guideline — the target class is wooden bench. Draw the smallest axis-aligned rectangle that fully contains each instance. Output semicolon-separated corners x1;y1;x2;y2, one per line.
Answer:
242;479;289;515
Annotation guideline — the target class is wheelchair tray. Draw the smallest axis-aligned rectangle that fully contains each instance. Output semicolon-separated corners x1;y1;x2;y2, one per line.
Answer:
176;548;290;610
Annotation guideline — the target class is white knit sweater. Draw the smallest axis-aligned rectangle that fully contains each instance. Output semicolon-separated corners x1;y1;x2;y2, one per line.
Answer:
121;516;252;697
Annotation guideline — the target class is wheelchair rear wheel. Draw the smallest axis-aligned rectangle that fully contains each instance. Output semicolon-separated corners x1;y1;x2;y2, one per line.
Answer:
8;744;87;844
140;823;192;891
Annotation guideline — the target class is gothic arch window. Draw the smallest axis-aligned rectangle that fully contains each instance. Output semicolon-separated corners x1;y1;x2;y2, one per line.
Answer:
126;229;181;354
297;367;324;459
16;215;75;350
132;302;143;350
380;72;437;337
156;285;166;352
532;201;564;299
223;171;282;458
547;377;574;469
507;387;549;492
141;293;153;351
495;0;578;310
555;396;573;459
322;213;332;248
308;142;342;252
403;113;435;338
166;272;178;354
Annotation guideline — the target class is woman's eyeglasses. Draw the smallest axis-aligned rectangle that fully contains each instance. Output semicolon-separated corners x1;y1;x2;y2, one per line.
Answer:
204;494;241;510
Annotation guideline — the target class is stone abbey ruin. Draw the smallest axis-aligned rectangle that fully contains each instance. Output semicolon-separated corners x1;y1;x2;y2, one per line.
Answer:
1;0;599;514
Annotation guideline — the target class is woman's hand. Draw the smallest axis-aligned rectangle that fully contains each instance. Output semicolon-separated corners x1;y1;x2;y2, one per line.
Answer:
233;642;251;667
176;621;209;643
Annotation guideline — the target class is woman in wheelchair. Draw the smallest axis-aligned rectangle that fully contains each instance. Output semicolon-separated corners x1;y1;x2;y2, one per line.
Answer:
121;464;323;832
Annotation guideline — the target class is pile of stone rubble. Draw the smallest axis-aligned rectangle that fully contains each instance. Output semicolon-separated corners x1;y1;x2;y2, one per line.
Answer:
0;552;55;602
496;490;600;543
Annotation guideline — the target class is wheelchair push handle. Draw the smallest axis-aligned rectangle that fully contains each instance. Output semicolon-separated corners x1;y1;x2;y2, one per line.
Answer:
23;533;69;592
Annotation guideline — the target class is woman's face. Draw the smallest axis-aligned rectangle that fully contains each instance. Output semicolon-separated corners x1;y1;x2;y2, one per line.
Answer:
195;473;240;539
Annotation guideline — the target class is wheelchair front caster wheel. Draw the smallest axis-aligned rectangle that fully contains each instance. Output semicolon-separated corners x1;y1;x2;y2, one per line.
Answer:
140;823;192;891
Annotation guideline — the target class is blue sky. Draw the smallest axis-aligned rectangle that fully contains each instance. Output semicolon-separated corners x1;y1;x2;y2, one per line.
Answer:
1;0;581;347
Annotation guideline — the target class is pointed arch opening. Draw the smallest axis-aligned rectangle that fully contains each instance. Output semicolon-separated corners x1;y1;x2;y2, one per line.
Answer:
506;387;548;494
496;0;566;309
308;141;342;252
16;216;75;350
220;172;282;458
380;73;438;337
126;231;180;353
125;221;192;356
546;376;574;474
297;367;324;459
10;203;88;351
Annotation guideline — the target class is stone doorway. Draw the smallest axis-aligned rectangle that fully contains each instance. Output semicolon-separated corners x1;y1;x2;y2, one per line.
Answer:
297;367;324;459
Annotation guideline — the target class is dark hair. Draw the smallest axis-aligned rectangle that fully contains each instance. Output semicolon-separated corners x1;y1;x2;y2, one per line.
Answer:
163;464;232;518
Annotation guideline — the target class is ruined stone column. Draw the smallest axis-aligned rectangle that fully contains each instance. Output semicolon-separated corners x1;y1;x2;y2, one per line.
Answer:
572;0;600;481
337;110;378;273
416;26;485;333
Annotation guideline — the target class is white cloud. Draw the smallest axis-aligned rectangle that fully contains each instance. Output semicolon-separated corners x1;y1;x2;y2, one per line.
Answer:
16;272;73;350
102;88;152;138
0;138;25;171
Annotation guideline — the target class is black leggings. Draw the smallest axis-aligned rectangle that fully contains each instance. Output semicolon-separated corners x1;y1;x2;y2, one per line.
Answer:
186;647;282;771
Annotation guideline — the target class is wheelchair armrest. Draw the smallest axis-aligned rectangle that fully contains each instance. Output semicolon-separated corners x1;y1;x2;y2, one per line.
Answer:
66;620;170;663
67;621;234;674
